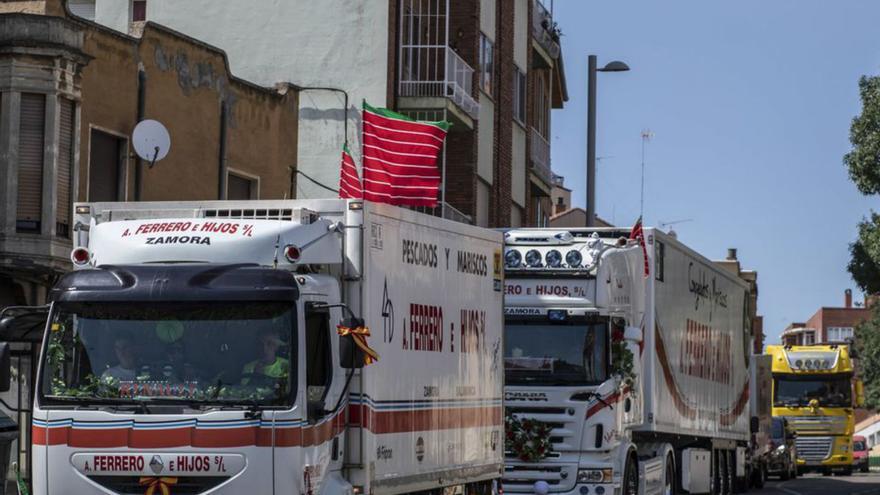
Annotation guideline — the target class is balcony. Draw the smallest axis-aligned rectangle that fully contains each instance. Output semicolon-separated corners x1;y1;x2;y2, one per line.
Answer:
532;0;561;62
530;127;553;186
398;0;480;124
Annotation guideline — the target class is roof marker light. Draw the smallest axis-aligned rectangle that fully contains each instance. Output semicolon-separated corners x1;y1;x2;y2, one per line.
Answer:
284;245;302;263
70;247;90;265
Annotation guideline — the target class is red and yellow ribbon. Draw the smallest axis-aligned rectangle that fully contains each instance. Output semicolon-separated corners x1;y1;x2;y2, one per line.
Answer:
139;477;178;495
337;324;379;365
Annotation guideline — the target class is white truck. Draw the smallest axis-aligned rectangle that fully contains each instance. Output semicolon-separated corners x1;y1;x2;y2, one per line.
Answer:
0;199;504;495
501;228;752;495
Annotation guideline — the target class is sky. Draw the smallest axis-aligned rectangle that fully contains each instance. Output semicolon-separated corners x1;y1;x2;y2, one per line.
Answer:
550;0;880;345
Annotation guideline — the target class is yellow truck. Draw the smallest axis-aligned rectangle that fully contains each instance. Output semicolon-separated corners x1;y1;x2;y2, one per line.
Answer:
765;344;865;476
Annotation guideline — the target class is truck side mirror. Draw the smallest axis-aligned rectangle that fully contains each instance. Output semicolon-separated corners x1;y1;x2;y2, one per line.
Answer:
750;416;759;434
623;326;642;343
856;380;866;408
0;343;11;393
338;317;367;369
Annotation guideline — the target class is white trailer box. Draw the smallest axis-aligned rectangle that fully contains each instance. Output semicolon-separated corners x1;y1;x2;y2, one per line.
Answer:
638;230;751;442
24;200;503;495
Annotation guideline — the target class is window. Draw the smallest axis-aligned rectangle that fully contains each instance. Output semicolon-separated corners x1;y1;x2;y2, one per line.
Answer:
56;99;75;238
654;241;665;281
132;0;146;22
479;33;494;96
804;331;815;345
826;327;854;343
513;66;526;125
227;171;259;200
533;69;551;137
68;0;96;20
89;129;125;202
305;303;333;421
17;93;46;233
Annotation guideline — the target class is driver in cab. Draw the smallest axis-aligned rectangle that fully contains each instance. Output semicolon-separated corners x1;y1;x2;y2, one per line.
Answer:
241;329;289;384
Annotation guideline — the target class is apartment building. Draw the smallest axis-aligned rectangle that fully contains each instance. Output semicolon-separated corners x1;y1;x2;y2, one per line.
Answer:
0;1;299;309
781;290;872;346
75;0;568;227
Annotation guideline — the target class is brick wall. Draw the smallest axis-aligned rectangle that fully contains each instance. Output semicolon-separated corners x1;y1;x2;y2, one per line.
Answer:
490;1;513;227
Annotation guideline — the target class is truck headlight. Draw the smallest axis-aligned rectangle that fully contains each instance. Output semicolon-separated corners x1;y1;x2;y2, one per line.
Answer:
577;468;612;484
775;445;786;453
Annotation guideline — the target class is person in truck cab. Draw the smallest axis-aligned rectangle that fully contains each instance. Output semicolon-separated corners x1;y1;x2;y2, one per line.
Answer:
241;329;289;385
102;335;138;382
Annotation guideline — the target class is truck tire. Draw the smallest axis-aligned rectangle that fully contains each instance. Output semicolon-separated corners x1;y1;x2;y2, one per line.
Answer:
623;454;639;495
663;453;676;495
839;468;853;476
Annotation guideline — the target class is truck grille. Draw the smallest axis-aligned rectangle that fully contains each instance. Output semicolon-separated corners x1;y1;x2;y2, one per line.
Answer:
785;416;848;435
796;436;833;461
503;406;579;492
88;476;227;495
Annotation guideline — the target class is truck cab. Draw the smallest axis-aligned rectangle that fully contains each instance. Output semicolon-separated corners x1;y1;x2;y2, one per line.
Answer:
765;344;864;476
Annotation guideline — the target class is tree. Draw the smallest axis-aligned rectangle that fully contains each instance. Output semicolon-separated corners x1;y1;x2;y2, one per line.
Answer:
844;75;880;195
848;213;880;294
854;304;880;410
845;74;880;294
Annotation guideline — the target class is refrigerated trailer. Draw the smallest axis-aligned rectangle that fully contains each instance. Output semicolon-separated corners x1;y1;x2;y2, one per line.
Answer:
501;228;752;495
0;199;504;495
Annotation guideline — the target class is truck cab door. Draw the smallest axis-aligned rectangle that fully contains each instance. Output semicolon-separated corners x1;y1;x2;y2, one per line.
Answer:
278;296;347;495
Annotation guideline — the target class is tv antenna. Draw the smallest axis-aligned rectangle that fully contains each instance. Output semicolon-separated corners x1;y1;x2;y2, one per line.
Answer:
132;119;171;167
640;129;653;219
658;218;693;230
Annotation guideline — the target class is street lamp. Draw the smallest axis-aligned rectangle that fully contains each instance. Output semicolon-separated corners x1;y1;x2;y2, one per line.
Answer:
586;55;629;227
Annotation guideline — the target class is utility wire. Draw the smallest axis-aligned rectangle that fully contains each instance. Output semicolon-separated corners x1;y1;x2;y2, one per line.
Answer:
296;170;339;194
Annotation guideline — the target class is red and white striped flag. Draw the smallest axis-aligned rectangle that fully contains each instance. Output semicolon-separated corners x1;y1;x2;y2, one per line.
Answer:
361;101;450;207
338;144;363;199
629;216;649;277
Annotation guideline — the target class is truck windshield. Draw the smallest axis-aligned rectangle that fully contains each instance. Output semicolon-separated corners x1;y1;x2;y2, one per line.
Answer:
504;320;608;386
40;302;295;408
773;375;852;408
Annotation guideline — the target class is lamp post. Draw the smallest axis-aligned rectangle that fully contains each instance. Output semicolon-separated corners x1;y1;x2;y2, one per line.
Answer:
586;55;629;227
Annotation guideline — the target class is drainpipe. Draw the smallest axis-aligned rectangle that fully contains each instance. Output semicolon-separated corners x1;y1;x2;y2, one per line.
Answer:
134;69;146;201
218;101;228;199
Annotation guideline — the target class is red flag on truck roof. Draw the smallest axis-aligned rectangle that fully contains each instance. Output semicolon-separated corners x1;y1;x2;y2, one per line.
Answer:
361;101;450;207
338;144;363;199
630;216;649;277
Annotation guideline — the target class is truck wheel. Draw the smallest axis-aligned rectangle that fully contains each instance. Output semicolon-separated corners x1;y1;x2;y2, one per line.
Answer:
663;453;676;495
840;468;853;476
718;451;731;495
623;455;639;495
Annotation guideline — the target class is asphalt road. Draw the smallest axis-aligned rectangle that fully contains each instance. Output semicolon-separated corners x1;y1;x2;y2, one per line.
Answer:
751;472;880;495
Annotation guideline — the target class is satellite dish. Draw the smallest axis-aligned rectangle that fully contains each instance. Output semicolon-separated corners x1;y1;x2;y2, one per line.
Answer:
132;119;171;166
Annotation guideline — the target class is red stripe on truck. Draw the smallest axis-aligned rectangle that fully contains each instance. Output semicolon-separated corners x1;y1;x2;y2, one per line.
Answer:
32;404;501;448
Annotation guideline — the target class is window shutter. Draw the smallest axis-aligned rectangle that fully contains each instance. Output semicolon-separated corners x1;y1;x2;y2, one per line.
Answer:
17;93;46;233
57;99;75;238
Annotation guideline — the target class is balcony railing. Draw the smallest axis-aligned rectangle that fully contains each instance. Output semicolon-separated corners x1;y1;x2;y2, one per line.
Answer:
398;0;480;120
532;0;561;59
409;201;473;225
530;127;553;185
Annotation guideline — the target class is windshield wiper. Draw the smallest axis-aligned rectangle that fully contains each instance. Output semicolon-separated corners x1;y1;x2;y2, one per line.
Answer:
586;391;614;410
43;396;154;413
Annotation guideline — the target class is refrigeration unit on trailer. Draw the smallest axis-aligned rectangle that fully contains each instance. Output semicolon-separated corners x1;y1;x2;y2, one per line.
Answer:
501;228;752;495
0;199;504;495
